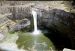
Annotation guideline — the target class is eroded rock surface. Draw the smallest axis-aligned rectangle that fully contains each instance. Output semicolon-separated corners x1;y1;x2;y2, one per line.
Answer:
0;1;75;51
9;19;30;32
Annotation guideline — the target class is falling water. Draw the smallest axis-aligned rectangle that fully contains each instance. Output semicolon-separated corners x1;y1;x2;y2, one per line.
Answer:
32;9;41;35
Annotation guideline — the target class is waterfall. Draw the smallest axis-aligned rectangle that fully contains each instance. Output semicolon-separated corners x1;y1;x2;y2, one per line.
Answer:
32;9;38;32
32;9;41;35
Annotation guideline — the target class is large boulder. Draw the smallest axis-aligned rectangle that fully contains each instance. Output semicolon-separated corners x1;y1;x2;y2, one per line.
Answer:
9;19;30;32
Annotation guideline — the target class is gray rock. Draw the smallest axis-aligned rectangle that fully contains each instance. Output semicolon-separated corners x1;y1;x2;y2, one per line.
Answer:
9;19;30;32
7;6;32;20
38;9;74;28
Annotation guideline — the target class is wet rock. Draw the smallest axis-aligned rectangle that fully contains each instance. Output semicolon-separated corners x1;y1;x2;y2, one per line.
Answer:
36;8;75;50
9;19;30;32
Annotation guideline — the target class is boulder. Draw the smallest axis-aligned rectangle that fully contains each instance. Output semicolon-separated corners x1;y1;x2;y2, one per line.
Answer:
9;19;30;32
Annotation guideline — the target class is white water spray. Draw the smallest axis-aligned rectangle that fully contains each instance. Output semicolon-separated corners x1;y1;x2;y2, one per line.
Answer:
32;9;41;35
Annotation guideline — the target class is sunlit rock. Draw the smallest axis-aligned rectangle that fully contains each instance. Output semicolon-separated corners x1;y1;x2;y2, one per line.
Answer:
63;48;75;51
9;19;30;32
0;33;5;41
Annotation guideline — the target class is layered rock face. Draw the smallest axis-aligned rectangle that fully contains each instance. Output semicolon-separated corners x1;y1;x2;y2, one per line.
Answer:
0;1;74;30
0;1;75;50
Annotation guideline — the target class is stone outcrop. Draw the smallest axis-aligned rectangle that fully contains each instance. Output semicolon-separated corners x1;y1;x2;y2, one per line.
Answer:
8;19;30;32
0;1;75;50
